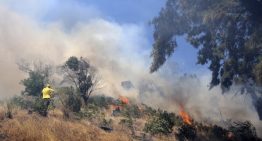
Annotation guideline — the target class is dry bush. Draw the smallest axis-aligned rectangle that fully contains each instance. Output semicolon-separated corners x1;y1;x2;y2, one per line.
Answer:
0;106;6;120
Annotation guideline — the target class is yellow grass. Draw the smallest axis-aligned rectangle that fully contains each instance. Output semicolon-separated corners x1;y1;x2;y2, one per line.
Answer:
0;110;131;141
0;106;179;141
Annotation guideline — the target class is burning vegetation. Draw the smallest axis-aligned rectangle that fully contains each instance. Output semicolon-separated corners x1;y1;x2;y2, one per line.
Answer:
179;105;192;125
0;92;262;141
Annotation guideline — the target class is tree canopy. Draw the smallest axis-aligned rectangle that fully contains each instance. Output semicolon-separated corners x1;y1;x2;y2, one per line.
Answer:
62;56;100;105
19;61;52;96
150;0;262;91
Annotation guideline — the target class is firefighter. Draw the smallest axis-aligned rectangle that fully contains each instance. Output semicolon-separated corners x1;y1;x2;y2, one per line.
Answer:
41;84;54;117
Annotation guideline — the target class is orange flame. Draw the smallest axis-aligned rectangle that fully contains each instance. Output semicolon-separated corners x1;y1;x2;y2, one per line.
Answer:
119;96;129;105
179;106;192;125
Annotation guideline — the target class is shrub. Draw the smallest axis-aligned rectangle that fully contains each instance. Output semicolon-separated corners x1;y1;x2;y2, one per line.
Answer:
119;115;135;135
5;102;15;119
119;118;133;129
144;110;176;135
176;124;197;141
32;97;47;115
9;96;34;110
142;104;157;117
57;87;82;113
211;125;228;140
122;104;142;119
88;95;113;109
65;93;82;113
8;96;49;116
229;121;258;141
74;104;102;120
100;118;113;128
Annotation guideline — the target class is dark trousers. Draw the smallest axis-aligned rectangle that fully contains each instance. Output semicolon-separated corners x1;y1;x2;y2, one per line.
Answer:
42;98;50;117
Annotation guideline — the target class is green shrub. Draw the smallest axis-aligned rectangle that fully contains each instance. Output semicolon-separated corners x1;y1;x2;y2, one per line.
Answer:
144;110;176;135
119;115;135;135
57;87;82;113
122;104;142;119
9;96;34;109
76;104;102;119
9;96;48;115
100;118;113;128
142;104;157;117
119;118;133;129
32;97;47;114
65;93;82;113
88;95;113;109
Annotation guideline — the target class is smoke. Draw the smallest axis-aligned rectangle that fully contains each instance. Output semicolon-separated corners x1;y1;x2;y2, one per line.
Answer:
138;72;262;136
0;0;261;137
0;2;150;97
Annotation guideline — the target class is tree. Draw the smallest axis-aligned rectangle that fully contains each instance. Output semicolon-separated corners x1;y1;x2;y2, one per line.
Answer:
150;0;262;91
18;61;53;115
61;56;101;105
19;61;52;96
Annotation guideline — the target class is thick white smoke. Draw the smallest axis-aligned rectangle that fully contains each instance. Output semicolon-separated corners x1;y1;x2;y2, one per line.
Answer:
0;4;151;98
0;0;261;137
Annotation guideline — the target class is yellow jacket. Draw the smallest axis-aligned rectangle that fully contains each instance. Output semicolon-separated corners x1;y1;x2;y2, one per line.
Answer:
42;87;54;99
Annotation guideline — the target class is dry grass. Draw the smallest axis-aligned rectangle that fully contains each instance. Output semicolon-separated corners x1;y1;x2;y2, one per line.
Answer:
0;110;131;141
0;105;179;141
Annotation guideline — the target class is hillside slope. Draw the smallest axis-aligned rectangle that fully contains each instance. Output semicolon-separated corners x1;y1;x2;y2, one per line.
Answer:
0;109;133;141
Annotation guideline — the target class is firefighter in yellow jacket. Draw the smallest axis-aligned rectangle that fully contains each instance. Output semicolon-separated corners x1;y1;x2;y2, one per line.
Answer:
41;84;54;116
